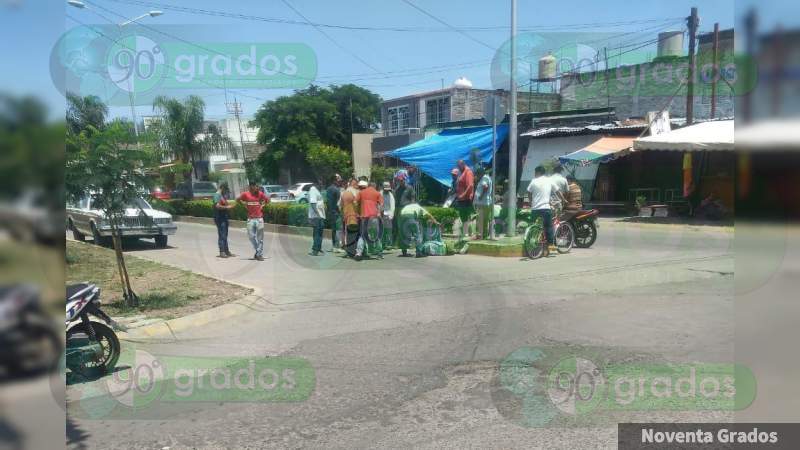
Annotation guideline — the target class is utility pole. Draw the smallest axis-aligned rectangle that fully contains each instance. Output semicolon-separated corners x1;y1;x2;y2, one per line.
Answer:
743;9;757;123
710;23;719;119
604;47;611;122
507;0;518;237
226;98;246;162
685;7;699;125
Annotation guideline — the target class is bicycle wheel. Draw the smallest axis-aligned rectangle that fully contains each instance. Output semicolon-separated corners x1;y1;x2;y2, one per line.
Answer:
555;222;574;254
523;222;545;259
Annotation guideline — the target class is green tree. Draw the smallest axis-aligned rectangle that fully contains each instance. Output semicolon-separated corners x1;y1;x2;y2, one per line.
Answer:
327;84;382;149
66;120;159;306
306;143;352;183
0;95;64;201
250;84;381;182
151;95;206;181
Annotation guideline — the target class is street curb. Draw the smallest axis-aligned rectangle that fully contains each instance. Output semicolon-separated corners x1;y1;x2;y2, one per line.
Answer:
598;218;734;233
118;286;266;340
174;215;333;239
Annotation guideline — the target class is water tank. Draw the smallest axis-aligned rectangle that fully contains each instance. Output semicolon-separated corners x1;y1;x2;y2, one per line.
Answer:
657;31;684;58
453;77;473;88
538;52;557;80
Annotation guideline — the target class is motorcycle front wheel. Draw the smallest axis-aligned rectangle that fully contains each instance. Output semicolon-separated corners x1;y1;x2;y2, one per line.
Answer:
66;321;121;377
555;222;575;254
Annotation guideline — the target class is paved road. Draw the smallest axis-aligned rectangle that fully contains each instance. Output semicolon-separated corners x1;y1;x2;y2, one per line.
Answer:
67;220;737;449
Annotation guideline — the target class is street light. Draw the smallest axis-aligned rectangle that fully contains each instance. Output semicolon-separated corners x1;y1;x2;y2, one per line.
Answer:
66;1;165;137
119;11;163;27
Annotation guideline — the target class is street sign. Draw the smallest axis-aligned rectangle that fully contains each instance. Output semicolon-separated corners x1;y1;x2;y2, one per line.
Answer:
483;95;507;125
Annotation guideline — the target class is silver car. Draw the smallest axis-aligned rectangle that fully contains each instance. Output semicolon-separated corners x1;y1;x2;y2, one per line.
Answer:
66;196;177;248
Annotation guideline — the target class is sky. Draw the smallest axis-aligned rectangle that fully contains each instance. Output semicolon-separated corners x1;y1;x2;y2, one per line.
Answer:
4;0;792;122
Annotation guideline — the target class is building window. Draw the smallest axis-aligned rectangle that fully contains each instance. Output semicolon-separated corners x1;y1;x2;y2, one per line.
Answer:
387;105;410;135
426;97;450;125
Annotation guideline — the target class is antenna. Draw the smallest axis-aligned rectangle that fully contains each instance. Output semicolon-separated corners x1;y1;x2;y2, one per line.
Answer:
225;98;246;161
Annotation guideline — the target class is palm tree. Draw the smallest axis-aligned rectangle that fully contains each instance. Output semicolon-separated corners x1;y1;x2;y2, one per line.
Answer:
202;123;237;161
151;95;206;181
66;92;108;135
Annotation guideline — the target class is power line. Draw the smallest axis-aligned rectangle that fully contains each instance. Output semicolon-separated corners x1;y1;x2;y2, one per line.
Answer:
279;0;385;74
399;0;497;52
104;0;682;33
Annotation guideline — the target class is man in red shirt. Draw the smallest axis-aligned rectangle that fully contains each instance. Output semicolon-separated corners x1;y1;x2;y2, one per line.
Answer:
355;180;383;259
237;181;269;260
454;159;475;239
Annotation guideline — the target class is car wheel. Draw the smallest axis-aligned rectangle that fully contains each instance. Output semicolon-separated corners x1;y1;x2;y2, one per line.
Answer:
69;219;85;242
298;198;308;204
154;235;168;248
90;223;107;247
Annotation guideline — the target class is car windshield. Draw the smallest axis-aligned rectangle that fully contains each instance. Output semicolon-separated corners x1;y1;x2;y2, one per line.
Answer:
125;198;152;210
264;186;284;193
290;184;303;191
193;182;217;191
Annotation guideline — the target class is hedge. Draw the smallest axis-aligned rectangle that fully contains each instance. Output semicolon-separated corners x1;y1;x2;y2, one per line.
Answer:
150;198;311;227
150;198;460;232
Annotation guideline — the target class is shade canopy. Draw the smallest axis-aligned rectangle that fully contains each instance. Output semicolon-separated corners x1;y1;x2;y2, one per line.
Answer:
735;119;800;151
387;125;508;186
633;120;734;152
558;136;634;166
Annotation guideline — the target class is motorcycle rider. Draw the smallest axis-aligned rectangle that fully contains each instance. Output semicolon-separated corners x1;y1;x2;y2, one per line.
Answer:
563;175;583;218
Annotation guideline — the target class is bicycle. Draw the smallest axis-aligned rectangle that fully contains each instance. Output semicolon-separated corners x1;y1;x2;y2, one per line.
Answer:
522;214;574;259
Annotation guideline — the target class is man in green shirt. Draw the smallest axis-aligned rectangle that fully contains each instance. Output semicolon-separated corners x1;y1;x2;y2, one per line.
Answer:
398;193;439;257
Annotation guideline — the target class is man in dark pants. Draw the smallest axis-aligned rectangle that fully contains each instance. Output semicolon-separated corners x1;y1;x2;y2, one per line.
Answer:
393;174;408;248
325;175;342;252
213;182;235;258
526;165;555;257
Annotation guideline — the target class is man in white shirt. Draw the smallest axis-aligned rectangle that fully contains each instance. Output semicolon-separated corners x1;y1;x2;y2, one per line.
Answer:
526;165;555;256
549;165;568;215
308;182;326;256
381;181;396;248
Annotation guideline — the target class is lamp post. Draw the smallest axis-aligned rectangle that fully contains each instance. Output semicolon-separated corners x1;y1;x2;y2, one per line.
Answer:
66;1;164;137
507;0;518;236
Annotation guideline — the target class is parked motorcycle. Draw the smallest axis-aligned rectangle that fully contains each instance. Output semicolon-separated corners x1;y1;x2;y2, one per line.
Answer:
66;283;121;377
0;284;62;381
562;209;600;248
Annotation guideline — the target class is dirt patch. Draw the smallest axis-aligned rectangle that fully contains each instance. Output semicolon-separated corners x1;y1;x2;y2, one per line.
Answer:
66;240;251;319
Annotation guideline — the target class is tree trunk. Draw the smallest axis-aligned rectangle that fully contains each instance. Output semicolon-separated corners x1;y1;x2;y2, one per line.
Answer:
110;219;138;307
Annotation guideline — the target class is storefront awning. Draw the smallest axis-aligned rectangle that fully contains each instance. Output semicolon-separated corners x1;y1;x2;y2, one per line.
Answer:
633;120;734;152
386;125;508;186
558;136;634;166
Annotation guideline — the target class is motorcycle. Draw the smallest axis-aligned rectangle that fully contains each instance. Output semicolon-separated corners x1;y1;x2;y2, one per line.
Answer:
0;284;62;381
562;209;600;248
66;283;121;377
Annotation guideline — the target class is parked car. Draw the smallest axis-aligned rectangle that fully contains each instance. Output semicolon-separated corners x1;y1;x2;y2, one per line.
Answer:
66;196;177;248
261;185;293;203
287;182;314;203
171;181;218;200
0;190;61;245
150;186;171;200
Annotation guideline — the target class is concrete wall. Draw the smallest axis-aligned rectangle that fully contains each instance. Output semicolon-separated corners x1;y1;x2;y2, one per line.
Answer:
560;33;735;120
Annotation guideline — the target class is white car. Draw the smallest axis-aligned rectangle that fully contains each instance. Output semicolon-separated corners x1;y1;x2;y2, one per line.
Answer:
287;182;314;203
66;196;177;248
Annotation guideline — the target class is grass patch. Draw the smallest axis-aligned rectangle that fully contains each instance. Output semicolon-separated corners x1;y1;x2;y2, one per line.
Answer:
0;241;63;303
66;240;250;319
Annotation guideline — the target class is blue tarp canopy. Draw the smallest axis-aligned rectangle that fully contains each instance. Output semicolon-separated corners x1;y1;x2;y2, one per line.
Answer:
386;125;509;186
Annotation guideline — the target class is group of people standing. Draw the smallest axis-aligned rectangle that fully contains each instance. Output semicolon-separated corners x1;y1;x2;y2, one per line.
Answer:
317;169;439;259
212;181;270;261
447;159;495;241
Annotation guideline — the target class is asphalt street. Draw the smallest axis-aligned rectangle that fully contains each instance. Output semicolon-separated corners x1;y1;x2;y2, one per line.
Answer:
65;219;739;449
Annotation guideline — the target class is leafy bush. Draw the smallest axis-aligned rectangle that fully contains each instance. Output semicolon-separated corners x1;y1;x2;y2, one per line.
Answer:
426;207;459;233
